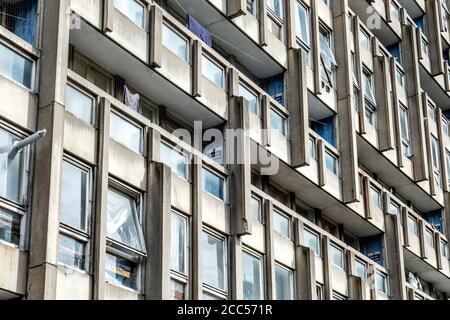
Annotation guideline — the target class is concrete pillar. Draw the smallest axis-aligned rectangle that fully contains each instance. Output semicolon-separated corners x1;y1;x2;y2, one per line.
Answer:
191;156;203;299
403;24;429;182
322;235;332;300
258;0;268;46
102;0;114;32
145;161;172;300
333;0;360;203
92;98;111;300
425;0;445;76
149;5;163;68
27;0;70;300
287;48;310;168
227;0;245;18
294;219;316;300
192;40;203;98
264;199;275;299
384;214;407;299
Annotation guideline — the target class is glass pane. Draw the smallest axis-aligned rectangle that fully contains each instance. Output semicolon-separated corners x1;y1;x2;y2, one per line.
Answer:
110;112;142;153
105;253;138;290
425;230;434;247
325;152;338;175
170;279;186;300
113;0;144;27
270;109;287;136
160;143;188;179
330;245;344;269
275;265;293;300
171;213;188;275
242;252;263;300
273;210;290;238
267;0;283;18
239;84;259;115
0;208;20;245
303;229;320;255
60;161;88;231
408;216;418;235
162;24;188;62
0;42;32;88
202;168;225;200
202;232;227;291
355;260;366;280
58;233;86;270
107;187;143;251
0;128;25;203
376;273;387;293
370;188;381;209
65;85;93;124
202;55;224;89
295;2;310;45
251;197;262;222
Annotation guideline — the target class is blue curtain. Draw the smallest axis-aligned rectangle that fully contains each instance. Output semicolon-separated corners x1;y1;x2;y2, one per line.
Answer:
264;75;284;106
311;116;336;147
361;236;384;266
12;0;37;45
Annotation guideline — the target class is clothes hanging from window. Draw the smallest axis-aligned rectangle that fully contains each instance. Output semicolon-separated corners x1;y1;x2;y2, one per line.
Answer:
187;14;212;47
123;85;140;112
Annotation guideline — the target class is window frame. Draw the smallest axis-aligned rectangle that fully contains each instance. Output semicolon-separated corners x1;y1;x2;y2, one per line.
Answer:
239;82;261;117
113;0;146;29
269;107;288;137
160;141;189;181
242;248;265;300
303;227;321;256
407;215;419;236
274;263;295;300
330;243;345;270
0;40;35;91
202;54;226;90
65;81;97;126
399;104;412;157
294;1;310;47
201;167;226;202
202;228;229;296
251;195;263;223
272;208;291;239
162;22;190;63
109;110;144;155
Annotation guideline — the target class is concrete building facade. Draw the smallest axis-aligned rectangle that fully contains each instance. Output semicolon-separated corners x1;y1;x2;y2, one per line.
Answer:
1;0;450;300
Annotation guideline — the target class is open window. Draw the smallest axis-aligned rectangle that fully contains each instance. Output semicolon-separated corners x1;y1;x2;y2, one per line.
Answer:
319;24;337;91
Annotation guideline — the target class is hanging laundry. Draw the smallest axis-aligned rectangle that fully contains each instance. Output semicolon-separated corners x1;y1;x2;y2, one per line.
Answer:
123;85;140;112
187;14;212;47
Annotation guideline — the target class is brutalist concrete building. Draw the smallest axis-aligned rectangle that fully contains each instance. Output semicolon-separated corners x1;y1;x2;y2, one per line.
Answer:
1;0;450;300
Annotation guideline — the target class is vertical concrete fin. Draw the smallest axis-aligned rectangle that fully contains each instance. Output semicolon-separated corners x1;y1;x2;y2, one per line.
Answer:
149;5;163;68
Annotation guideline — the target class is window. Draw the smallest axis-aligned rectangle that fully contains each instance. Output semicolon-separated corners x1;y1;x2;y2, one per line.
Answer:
425;229;434;248
370;187;382;210
360;30;371;51
399;105;412;157
267;0;283;19
376;273;387;294
309;137;317;159
105;253;139;290
246;0;258;16
270;109;287;137
396;68;405;87
239;84;260;116
427;103;436;121
242;251;264;300
71;51;113;94
267;16;283;40
202;168;225;201
355;259;367;280
303;228;320;255
365;103;376;126
171;213;188;275
171;279;186;300
332;292;347;300
0;0;38;44
251;196;262;222
113;0;144;28
110;112;142;154
446;151;450;185
319;26;337;86
316;284;324;300
389;202;400;216
295;1;310;45
58;234;86;270
162;24;189;62
0;127;27;204
66;84;94;124
431;136;441;187
0;42;32;89
325;151;339;176
442;1;450;32
60;160;89;231
391;1;400;20
442;118;449;136
202;231;227;292
273;209;290;238
202;55;225;89
363;70;376;105
275;264;294;300
0;208;20;245
407;215;418;236
441;240;448;257
421;38;429;57
330;244;344;269
107;187;145;252
160;143;189;180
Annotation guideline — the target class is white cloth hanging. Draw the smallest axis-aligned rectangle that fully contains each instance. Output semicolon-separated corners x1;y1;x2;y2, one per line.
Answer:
124;85;140;112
